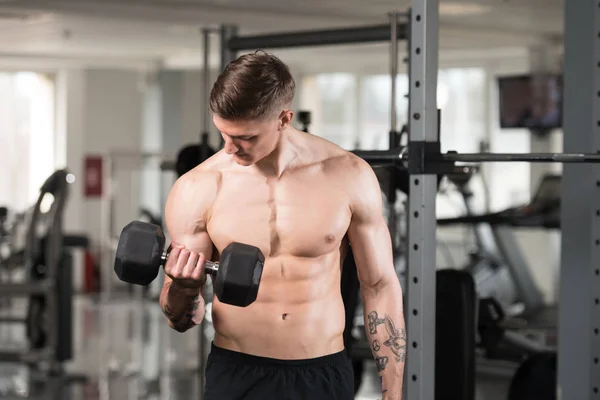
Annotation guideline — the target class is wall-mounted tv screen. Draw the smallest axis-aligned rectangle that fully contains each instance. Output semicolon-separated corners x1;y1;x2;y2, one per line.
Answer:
498;74;562;130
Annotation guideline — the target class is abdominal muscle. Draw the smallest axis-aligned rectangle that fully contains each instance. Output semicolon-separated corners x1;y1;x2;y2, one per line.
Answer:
210;253;347;360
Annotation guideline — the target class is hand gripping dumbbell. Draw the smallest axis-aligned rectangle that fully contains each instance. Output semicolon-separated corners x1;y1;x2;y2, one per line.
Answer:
114;220;264;307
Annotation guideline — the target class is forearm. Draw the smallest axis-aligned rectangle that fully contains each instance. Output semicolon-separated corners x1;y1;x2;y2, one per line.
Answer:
160;281;206;333
362;281;406;399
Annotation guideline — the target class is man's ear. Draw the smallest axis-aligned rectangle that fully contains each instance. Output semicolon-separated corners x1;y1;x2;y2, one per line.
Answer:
279;110;294;130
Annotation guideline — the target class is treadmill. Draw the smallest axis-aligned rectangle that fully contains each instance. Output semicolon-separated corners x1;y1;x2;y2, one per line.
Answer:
439;174;562;360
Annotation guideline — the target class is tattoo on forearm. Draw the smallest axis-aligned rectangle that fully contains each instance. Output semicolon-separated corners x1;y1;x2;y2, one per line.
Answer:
372;340;381;352
383;315;407;363
184;298;195;318
163;304;179;320
375;356;389;372
368;311;386;334
380;377;388;393
163;295;200;331
368;310;407;364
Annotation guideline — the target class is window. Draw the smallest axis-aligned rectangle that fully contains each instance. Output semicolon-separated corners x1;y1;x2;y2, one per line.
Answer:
436;68;487;217
0;72;56;213
300;73;357;149
358;74;409;150
438;68;486;153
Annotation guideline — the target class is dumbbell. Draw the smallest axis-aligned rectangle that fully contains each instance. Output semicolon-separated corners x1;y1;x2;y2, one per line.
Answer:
114;220;264;307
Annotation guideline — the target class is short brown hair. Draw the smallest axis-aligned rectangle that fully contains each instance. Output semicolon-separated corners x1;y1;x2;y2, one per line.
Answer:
209;51;295;121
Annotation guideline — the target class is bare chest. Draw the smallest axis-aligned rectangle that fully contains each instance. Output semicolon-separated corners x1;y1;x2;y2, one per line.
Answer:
208;172;351;259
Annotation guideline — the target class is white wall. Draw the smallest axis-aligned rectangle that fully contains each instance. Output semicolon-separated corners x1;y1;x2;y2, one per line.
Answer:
58;68;145;240
140;72;164;219
56;68;145;292
56;69;86;235
85;69;144;246
55;69;87;292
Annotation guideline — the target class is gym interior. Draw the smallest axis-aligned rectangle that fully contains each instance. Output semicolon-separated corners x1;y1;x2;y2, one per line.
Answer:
0;0;594;399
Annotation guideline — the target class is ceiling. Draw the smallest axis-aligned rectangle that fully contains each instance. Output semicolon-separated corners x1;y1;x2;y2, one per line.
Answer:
0;0;565;73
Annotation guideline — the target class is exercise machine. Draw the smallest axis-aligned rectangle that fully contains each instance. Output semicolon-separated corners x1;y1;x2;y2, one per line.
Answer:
0;169;89;384
437;173;562;393
439;173;561;324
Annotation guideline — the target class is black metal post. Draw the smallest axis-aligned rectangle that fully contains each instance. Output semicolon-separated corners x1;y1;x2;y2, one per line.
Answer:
442;152;600;163
387;12;401;248
218;24;238;149
201;28;212;160
220;25;238;71
226;23;408;51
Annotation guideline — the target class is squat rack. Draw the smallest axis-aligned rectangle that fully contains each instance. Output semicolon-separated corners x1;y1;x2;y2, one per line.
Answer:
213;0;600;398
403;0;600;398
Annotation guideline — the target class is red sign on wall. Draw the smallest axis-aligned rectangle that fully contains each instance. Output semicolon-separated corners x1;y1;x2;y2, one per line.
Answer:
84;156;103;197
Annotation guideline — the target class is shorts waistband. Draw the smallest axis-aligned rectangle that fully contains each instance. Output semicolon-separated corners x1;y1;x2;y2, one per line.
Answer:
209;343;348;368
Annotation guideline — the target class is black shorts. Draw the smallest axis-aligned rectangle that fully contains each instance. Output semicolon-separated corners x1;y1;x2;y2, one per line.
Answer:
204;343;355;400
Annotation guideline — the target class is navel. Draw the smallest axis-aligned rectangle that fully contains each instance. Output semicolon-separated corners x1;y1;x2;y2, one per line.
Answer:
282;313;288;320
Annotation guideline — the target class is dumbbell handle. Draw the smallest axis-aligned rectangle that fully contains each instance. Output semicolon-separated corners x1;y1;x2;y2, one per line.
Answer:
160;252;219;275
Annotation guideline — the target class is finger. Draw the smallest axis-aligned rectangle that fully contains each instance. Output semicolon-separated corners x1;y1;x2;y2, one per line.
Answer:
191;254;206;281
164;247;181;276
183;251;200;278
172;249;190;278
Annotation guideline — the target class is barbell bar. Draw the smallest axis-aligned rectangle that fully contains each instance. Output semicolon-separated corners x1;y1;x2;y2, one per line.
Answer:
352;148;600;167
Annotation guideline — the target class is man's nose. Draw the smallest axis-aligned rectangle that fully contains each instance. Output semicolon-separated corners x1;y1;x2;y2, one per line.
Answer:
224;140;238;155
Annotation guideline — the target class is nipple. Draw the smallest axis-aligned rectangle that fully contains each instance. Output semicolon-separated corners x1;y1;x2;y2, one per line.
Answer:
282;313;288;320
326;234;335;243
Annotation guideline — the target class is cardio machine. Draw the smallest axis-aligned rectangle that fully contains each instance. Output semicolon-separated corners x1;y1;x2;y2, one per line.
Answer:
439;172;561;398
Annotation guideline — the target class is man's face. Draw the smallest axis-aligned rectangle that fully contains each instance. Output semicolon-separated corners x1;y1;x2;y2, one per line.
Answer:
213;112;290;166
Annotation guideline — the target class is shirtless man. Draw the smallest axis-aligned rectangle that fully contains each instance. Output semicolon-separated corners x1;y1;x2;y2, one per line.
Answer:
160;51;406;400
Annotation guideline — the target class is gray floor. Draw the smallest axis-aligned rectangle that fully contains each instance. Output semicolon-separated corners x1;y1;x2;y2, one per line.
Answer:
0;292;514;400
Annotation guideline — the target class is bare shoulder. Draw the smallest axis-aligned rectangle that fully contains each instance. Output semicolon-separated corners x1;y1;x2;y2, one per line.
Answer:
164;155;227;233
171;163;222;200
304;134;377;185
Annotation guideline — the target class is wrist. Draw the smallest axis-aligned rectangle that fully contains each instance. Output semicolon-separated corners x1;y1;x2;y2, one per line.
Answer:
169;281;202;298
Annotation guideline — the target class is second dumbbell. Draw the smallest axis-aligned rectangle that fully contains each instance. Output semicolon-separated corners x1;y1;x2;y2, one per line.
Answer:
114;220;265;307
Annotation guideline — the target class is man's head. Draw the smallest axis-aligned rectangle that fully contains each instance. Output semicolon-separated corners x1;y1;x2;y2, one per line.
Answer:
210;51;295;165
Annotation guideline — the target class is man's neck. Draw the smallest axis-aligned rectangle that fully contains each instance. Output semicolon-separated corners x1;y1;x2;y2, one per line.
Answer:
255;127;299;178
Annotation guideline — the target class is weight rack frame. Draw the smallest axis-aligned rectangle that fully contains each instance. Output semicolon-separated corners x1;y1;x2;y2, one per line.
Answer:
407;0;600;399
405;0;437;398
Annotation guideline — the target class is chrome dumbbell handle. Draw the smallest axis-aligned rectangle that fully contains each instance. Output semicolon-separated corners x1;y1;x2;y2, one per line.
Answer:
160;251;219;275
